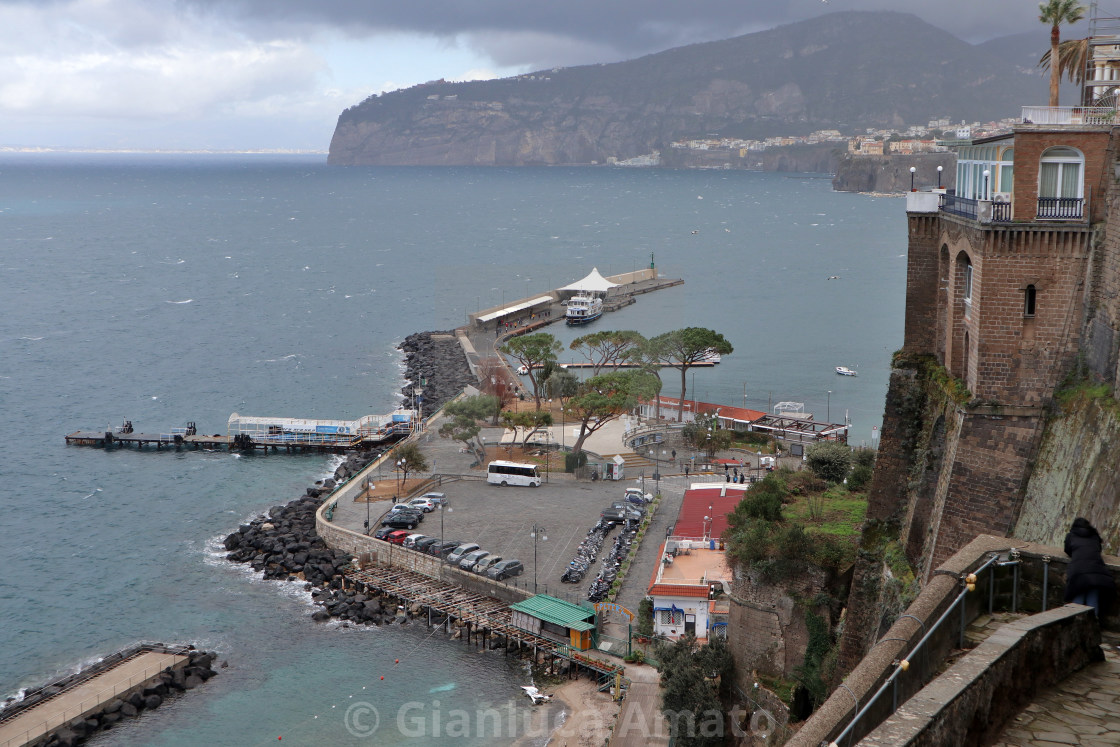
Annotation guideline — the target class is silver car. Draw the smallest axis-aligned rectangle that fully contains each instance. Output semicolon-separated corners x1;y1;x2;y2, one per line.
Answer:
459;549;490;570
446;543;480;565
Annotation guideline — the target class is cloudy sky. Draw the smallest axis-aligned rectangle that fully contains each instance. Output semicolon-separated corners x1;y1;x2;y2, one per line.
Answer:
0;0;1094;151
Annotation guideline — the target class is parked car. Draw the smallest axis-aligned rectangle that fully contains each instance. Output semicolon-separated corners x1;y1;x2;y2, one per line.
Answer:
601;504;643;525
473;555;503;574
403;533;427;549
486;559;524;580
390;504;424;521
407;497;437;513
385;530;411;545
611;500;646;518
373;526;395;540
431;540;465;558
414;537;441;554
381;513;420;530
624;487;653;504
459;549;490;570
446;543;481;565
421;492;448;508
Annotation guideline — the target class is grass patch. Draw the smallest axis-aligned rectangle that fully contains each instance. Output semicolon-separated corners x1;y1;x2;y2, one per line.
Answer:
784;485;868;538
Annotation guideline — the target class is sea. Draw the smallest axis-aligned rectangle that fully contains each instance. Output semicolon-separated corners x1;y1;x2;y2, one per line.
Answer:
0;153;906;745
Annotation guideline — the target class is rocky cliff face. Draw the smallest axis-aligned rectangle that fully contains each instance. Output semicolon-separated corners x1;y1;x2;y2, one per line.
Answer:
328;12;1045;167
832;153;957;193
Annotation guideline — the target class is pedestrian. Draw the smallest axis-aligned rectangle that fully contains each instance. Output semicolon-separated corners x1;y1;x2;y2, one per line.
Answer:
1064;517;1116;617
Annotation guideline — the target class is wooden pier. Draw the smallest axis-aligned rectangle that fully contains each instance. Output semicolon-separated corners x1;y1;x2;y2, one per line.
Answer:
63;429;397;453
347;565;626;685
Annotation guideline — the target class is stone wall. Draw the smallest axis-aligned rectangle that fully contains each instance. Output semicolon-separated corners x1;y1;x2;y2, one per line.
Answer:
726;566;828;680
857;605;1101;747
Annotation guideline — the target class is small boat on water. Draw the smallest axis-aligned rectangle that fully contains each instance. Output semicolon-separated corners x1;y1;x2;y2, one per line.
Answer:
565;292;603;325
836;366;857;376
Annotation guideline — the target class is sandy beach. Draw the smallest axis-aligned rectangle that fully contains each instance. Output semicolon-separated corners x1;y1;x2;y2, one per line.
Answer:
514;675;621;747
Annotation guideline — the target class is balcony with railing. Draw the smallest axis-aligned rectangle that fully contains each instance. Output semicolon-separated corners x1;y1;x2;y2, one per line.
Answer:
1021;105;1119;125
938;193;1014;223
1037;196;1084;220
937;194;1085;223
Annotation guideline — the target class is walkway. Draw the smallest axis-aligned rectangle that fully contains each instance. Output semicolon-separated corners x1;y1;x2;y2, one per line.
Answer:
993;634;1120;746
611;663;671;746
0;650;187;747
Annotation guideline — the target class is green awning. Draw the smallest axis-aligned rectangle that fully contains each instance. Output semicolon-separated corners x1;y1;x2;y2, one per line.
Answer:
510;594;596;629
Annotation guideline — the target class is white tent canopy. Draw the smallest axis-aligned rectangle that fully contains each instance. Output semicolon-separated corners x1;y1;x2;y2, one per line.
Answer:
559;267;619;293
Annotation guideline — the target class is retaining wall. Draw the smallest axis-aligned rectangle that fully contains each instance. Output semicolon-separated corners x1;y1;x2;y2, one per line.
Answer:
858;604;1100;746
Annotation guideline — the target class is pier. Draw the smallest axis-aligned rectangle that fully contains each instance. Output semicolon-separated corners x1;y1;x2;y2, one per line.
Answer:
66;411;415;453
0;644;197;747
347;564;626;686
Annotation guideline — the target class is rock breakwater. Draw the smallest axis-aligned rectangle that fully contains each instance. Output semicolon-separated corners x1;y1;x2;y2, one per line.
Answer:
399;331;474;415
5;647;219;747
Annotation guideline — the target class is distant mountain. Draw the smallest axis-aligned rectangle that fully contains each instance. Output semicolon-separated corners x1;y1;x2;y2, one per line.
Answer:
977;30;1080;103
328;11;1051;166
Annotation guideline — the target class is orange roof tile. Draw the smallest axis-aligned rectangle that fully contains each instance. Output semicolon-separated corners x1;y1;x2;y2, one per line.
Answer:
649;583;711;598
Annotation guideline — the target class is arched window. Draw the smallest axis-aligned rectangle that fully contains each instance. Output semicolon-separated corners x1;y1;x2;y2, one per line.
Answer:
1038;146;1084;218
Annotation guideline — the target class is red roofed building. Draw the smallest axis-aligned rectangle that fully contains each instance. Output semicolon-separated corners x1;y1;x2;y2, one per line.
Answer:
670;483;749;542
639;397;766;429
645;483;744;640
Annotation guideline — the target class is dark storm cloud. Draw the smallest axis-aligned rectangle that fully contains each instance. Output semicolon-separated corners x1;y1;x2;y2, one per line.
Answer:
187;0;1062;60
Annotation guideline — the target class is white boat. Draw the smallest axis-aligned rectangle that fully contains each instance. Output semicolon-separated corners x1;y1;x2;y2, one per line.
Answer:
565;292;603;325
836;366;857;376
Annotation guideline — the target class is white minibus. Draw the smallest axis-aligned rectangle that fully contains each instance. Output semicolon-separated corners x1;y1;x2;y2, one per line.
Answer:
486;460;541;487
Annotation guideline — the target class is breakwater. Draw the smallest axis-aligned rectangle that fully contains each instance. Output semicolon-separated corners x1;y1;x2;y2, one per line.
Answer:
0;644;218;747
398;331;475;415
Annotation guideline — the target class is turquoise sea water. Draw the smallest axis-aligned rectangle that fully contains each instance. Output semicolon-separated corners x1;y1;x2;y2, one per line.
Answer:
0;154;906;744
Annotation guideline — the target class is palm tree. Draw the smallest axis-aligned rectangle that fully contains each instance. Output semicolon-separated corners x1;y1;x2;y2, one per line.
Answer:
1039;37;1089;95
1039;0;1087;107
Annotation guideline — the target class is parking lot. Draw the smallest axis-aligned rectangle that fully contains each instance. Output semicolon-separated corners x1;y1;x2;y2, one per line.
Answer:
350;473;668;600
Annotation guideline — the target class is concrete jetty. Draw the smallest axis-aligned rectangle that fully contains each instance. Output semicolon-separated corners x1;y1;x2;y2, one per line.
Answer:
0;643;213;747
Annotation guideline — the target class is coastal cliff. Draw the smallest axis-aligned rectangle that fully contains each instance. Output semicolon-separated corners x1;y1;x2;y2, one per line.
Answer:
328;12;1044;167
831;153;956;193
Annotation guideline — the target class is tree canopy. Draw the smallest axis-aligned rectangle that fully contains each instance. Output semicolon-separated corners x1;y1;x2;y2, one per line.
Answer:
569;330;647;375
565;369;660;455
437;395;496;462
392;443;428;488
499;333;561;410
648;328;733;421
805;440;853;484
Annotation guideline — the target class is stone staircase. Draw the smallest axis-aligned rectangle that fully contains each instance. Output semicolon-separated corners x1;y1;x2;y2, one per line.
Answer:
602;452;658;472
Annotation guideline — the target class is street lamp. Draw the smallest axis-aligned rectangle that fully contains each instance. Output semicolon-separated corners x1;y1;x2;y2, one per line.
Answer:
827;390;832;423
395;458;405;501
439;501;452;580
937;165;943;189
909;166;916;192
983;169;990;200
531;524;548;593
365;477;372;534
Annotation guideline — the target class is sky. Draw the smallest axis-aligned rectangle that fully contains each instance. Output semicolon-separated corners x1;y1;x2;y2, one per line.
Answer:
0;0;1100;151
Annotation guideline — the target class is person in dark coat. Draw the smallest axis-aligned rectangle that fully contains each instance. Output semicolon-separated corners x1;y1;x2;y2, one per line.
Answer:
1064;517;1116;617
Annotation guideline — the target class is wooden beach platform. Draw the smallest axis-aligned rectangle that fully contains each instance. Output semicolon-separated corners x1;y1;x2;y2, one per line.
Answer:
347;565;626;685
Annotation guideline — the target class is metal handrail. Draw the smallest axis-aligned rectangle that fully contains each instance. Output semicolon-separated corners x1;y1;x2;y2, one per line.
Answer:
831;552;1002;747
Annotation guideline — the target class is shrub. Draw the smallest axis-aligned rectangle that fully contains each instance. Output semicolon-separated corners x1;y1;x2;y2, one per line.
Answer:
805;441;852;484
847;463;873;491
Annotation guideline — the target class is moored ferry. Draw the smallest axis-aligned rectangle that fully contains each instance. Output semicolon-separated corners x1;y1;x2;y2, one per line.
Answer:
565;292;603;325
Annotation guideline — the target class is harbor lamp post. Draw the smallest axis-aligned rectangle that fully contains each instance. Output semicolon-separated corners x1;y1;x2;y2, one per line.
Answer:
530;524;547;593
909;166;916;192
439;501;452;580
365;477;372;534
395;458;404;501
937;165;943;189
827;390;832;423
983;169;990;200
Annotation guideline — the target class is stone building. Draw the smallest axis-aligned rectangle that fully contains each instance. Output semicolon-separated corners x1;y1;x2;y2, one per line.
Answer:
838;104;1120;672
